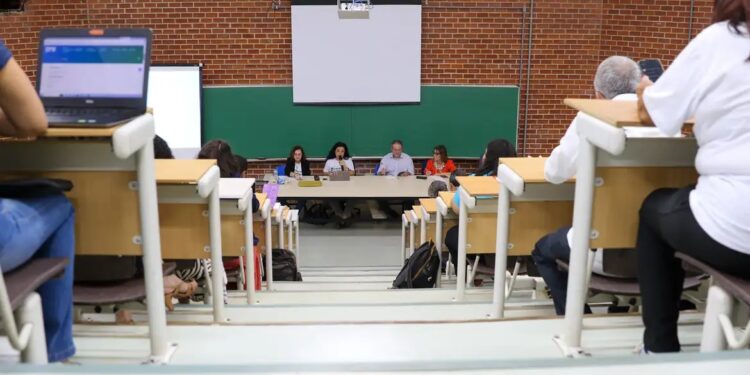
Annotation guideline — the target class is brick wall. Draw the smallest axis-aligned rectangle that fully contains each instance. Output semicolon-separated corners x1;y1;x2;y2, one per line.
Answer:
0;0;715;165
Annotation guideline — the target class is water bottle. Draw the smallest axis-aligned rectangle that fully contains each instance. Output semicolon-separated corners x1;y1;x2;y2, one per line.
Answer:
272;169;278;184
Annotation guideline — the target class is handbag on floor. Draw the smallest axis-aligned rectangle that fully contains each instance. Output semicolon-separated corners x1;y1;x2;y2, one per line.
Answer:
393;241;440;288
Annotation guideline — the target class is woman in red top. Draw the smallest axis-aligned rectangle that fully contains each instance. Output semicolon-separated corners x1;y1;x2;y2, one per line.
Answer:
424;144;456;176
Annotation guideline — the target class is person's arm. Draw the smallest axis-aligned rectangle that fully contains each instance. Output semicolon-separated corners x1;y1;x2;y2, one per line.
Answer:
345;159;355;175
377;158;388;175
425;160;433;175
0;57;47;137
544;115;580;184
445;160;457;174
252;186;260;213
303;161;311;176
406;156;415;175
639;26;710;136
284;160;293;177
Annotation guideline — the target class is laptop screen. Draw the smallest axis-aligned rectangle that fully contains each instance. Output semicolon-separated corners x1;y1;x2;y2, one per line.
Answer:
38;36;148;99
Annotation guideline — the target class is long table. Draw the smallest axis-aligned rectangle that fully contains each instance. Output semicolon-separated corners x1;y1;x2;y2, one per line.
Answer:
277;175;433;199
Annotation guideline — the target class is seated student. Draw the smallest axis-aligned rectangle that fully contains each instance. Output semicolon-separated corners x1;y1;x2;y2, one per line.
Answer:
198;140;241;178
424;145;457;176
324;142;355;228
234;154;248;178
444;139;517;270
530;56;642;316
0;40;75;362
635;1;750;353
377;140;415;176
284;145;311;178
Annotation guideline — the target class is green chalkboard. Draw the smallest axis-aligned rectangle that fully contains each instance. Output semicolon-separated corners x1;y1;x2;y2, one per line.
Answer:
203;85;518;158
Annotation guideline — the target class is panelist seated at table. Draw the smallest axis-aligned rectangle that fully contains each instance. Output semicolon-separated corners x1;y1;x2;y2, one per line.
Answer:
377;140;415;177
284;145;311;178
444;138;516;271
323;141;355;175
0;41;76;362
424;144;457;176
323;141;356;228
635;3;750;353
530;56;643;316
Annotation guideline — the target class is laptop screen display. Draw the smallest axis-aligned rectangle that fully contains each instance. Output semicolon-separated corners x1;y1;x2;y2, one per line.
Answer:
39;36;148;99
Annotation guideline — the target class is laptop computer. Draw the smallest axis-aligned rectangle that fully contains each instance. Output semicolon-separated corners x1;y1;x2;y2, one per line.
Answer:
36;28;152;127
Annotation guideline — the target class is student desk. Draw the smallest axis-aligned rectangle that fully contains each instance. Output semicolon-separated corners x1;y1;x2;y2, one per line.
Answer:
557;99;697;357
277;175;431;199
493;157;575;318
155;159;225;323
436;191;458;278
454;176;500;301
418;198;457;287
250;193;274;292
0;115;172;363
217;178;258;304
404;205;422;259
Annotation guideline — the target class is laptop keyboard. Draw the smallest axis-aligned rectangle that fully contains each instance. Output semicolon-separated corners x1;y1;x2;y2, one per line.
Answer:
46;107;137;116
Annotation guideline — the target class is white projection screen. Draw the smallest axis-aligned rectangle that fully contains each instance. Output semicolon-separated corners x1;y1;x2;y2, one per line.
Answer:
147;65;203;159
291;1;422;104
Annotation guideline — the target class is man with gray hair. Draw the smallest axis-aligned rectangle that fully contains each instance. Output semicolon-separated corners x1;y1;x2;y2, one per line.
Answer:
531;56;641;315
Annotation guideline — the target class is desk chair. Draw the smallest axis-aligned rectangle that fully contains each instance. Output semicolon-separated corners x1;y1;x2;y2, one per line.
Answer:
0;115;172;362
556;99;699;357
0;258;68;363
677;253;750;352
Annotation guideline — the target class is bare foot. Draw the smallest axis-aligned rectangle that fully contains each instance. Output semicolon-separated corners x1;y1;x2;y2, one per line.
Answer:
115;309;134;325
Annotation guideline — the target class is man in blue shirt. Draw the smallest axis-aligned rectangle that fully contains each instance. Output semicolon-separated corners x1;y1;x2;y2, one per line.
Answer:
377;140;415;177
0;39;77;363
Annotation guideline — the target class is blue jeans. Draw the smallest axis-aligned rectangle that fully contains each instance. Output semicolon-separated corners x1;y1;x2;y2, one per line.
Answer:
531;226;591;316
0;194;76;362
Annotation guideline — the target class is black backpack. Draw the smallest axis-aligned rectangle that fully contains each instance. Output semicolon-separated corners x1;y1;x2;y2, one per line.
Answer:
272;248;303;281
393;241;440;288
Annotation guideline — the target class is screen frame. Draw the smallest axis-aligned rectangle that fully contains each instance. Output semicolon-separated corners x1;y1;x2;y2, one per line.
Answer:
36;28;153;109
149;63;205;150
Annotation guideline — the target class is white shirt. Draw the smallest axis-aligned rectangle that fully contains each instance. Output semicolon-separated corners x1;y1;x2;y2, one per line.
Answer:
643;21;750;254
379;152;415;176
544;94;639;275
294;162;302;174
323;158;354;173
545;93;638;185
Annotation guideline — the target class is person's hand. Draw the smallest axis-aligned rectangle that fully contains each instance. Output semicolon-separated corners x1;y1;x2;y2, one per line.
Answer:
425;170;432;176
339;159;346;167
636;76;655;126
378;165;387;175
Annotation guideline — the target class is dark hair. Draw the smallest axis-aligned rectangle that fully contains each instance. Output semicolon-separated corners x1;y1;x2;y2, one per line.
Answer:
326;141;351;160
713;0;750;60
433;144;448;163
287;145;307;163
475;138;517;176
198;139;240;178
391;140;403;147
153;135;174;159
234;154;248;177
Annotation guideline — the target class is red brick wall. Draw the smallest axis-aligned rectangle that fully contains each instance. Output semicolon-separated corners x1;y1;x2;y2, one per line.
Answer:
0;0;715;162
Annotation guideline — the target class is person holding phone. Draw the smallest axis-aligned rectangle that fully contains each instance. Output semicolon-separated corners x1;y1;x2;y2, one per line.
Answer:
635;0;750;353
324;142;355;228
